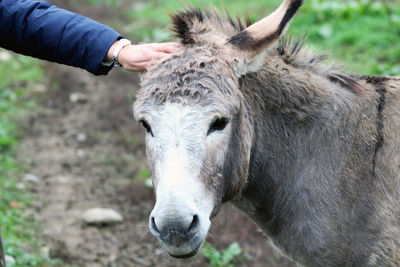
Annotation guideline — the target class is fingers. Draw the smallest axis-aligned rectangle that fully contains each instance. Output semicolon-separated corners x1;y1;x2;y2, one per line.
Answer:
151;52;170;61
135;62;152;72
147;42;182;53
122;62;151;72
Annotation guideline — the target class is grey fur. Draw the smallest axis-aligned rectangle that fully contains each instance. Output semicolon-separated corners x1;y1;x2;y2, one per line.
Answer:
134;5;400;267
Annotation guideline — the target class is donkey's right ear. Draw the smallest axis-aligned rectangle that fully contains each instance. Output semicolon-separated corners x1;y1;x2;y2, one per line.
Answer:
227;0;303;75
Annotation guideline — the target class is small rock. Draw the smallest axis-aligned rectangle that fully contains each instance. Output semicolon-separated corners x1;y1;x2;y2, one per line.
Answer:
5;255;16;265
69;92;88;104
83;208;123;225
23;174;40;183
76;133;87;143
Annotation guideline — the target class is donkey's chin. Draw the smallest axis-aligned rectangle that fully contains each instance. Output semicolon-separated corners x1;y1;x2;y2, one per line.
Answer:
166;240;203;258
161;232;207;258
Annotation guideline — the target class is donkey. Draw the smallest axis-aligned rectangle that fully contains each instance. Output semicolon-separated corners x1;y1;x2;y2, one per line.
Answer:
133;0;400;265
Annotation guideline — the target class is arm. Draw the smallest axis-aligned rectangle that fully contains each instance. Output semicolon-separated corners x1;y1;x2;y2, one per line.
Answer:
0;0;181;74
0;0;121;75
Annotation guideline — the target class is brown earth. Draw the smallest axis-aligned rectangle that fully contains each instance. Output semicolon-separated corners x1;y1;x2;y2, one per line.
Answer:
17;1;296;266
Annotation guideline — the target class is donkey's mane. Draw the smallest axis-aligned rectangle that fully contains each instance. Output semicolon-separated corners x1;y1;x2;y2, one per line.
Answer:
171;8;362;94
275;37;362;93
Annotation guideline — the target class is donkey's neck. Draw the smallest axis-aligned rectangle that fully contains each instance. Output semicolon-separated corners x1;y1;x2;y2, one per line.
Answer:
234;61;379;263
235;59;357;214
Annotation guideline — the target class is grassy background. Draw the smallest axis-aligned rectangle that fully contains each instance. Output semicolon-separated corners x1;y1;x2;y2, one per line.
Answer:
0;53;63;266
0;0;399;266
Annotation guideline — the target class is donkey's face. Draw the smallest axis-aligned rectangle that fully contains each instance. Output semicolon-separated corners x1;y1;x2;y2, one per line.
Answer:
134;0;303;258
134;46;250;257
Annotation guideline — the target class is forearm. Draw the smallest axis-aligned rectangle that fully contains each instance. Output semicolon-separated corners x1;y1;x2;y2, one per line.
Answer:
0;0;121;75
105;41;119;62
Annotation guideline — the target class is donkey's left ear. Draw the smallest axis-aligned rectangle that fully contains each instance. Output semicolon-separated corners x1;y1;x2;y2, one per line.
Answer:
227;0;303;75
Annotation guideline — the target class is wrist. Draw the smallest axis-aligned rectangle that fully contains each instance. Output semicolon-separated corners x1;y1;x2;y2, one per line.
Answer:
105;40;118;62
112;39;132;67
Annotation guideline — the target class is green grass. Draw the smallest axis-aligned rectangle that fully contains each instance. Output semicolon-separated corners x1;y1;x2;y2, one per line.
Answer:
0;50;63;266
292;0;400;75
202;241;252;267
125;0;400;75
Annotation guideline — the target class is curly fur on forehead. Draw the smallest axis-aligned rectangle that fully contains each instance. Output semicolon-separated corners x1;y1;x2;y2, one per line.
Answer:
136;44;241;114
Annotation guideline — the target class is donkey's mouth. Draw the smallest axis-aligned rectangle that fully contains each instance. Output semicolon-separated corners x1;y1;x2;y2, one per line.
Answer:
168;242;202;258
158;230;206;259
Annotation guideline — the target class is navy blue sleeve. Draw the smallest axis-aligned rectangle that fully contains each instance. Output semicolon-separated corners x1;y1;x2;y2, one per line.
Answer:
0;0;122;75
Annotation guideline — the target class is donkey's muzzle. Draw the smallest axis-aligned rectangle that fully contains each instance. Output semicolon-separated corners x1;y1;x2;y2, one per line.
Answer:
151;214;199;243
150;214;202;257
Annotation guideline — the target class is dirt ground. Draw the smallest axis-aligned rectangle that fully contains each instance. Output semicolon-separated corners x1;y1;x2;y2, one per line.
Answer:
17;1;296;266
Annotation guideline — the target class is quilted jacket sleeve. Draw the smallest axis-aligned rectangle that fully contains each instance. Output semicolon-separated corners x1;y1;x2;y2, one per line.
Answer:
0;0;122;75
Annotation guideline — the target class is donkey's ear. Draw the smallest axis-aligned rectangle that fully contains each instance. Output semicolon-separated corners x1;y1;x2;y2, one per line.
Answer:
227;0;303;74
170;8;204;45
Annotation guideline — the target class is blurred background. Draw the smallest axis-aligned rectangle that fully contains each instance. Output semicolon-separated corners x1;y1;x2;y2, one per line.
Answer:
0;0;399;266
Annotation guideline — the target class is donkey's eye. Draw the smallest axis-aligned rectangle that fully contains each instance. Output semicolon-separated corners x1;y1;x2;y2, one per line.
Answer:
207;118;229;135
140;120;153;136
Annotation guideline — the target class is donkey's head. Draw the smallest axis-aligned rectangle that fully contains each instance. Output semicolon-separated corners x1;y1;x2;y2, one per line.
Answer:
133;0;303;258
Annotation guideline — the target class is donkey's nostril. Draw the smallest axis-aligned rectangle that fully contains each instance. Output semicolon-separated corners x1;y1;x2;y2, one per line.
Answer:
151;216;160;234
150;214;201;241
187;215;199;234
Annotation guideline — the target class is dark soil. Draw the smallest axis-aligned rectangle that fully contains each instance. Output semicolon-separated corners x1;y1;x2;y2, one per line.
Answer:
17;1;296;266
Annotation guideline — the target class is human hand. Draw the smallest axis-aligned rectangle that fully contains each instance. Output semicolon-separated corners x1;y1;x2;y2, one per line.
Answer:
106;42;182;71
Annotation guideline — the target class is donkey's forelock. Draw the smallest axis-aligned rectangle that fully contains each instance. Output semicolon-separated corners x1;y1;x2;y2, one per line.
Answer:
135;44;242;117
